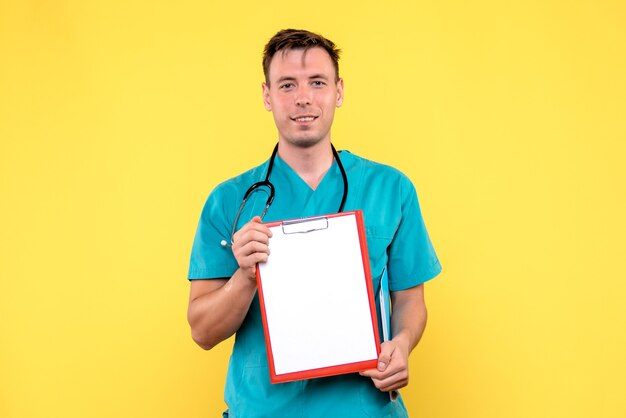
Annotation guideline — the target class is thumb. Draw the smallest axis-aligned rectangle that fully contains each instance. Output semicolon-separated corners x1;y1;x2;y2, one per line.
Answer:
377;342;395;371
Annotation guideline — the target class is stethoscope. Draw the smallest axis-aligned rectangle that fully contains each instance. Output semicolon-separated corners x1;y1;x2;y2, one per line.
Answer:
220;143;349;247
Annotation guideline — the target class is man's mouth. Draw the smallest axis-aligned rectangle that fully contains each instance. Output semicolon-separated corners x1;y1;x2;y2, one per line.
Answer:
291;115;317;122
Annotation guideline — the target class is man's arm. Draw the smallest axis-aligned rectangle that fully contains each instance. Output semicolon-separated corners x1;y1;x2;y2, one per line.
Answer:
187;216;272;350
360;283;427;392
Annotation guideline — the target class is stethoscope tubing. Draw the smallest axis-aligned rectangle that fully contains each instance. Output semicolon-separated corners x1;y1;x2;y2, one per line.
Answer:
223;143;348;247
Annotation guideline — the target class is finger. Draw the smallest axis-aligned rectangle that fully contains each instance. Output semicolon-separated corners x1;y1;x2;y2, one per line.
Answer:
233;241;270;267
360;348;406;381
359;362;401;380
233;219;272;243
233;220;265;239
235;241;270;260
232;230;269;253
369;368;409;392
240;251;269;268
375;380;405;393
375;373;409;392
235;251;269;272
235;229;272;248
377;342;396;371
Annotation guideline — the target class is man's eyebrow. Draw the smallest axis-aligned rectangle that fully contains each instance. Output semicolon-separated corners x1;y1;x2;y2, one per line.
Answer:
275;76;297;84
275;74;330;83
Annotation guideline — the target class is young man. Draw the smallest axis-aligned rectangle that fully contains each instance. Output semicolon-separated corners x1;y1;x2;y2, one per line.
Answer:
187;29;441;417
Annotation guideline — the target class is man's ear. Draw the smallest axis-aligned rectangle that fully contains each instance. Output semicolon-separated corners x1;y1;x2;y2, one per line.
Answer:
262;82;272;111
336;78;344;107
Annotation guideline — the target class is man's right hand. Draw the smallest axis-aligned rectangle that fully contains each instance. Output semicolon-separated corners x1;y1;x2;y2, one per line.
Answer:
231;216;273;281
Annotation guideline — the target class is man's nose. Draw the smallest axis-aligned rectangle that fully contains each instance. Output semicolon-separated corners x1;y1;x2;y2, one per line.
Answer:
295;85;312;106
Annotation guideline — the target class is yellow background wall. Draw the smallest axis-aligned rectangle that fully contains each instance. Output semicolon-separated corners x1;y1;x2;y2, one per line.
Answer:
1;1;624;417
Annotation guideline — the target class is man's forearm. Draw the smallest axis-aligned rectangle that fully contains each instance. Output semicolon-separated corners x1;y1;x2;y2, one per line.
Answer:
359;284;427;391
390;284;427;354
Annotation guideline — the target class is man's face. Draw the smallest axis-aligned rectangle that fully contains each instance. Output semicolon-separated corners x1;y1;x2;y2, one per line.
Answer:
262;47;344;149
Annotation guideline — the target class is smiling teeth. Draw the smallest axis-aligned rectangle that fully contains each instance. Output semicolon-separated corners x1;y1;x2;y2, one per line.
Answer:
295;117;315;122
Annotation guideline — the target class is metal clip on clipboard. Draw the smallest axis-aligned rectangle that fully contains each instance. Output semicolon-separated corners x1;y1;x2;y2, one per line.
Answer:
281;216;329;235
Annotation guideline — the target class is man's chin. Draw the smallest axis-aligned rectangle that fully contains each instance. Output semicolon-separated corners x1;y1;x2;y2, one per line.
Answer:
283;136;326;149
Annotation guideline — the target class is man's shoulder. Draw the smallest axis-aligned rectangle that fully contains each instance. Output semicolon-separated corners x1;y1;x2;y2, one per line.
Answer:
199;160;269;210
211;160;269;195
342;150;413;184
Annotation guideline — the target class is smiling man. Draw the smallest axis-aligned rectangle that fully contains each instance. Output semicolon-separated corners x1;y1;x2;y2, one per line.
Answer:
262;46;343;152
187;29;441;417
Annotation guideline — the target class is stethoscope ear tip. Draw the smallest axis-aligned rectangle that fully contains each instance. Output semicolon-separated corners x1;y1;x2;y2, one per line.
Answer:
220;240;228;247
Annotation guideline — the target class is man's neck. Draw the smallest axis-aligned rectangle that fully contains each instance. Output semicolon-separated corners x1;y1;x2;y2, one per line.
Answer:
277;140;334;190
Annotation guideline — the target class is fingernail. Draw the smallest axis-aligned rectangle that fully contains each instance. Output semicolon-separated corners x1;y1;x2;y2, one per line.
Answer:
378;362;386;370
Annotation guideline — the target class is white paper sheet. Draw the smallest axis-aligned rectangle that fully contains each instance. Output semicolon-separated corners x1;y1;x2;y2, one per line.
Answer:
258;213;378;376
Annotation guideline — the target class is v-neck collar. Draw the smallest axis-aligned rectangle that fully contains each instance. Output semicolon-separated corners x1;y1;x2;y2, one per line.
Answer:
260;150;353;221
273;152;340;193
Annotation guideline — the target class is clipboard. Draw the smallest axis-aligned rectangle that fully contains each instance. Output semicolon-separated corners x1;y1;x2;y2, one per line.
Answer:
378;267;391;343
256;210;381;384
378;266;399;401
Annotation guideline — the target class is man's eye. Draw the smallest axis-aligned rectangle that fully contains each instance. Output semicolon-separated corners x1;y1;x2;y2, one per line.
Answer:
280;83;294;89
312;81;326;87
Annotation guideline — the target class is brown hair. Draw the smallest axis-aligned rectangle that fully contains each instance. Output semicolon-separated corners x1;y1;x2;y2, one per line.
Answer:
262;29;341;85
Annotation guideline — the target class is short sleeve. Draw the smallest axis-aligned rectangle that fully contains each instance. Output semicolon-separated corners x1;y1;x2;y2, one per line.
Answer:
188;187;239;280
387;177;442;291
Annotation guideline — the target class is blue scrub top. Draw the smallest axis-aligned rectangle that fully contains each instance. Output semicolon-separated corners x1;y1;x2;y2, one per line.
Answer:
189;150;441;418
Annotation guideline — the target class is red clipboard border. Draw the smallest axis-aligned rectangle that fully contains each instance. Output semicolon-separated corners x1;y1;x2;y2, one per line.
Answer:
255;210;381;384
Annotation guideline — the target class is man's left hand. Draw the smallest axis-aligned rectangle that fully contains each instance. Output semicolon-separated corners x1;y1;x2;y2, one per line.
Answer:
359;338;410;392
